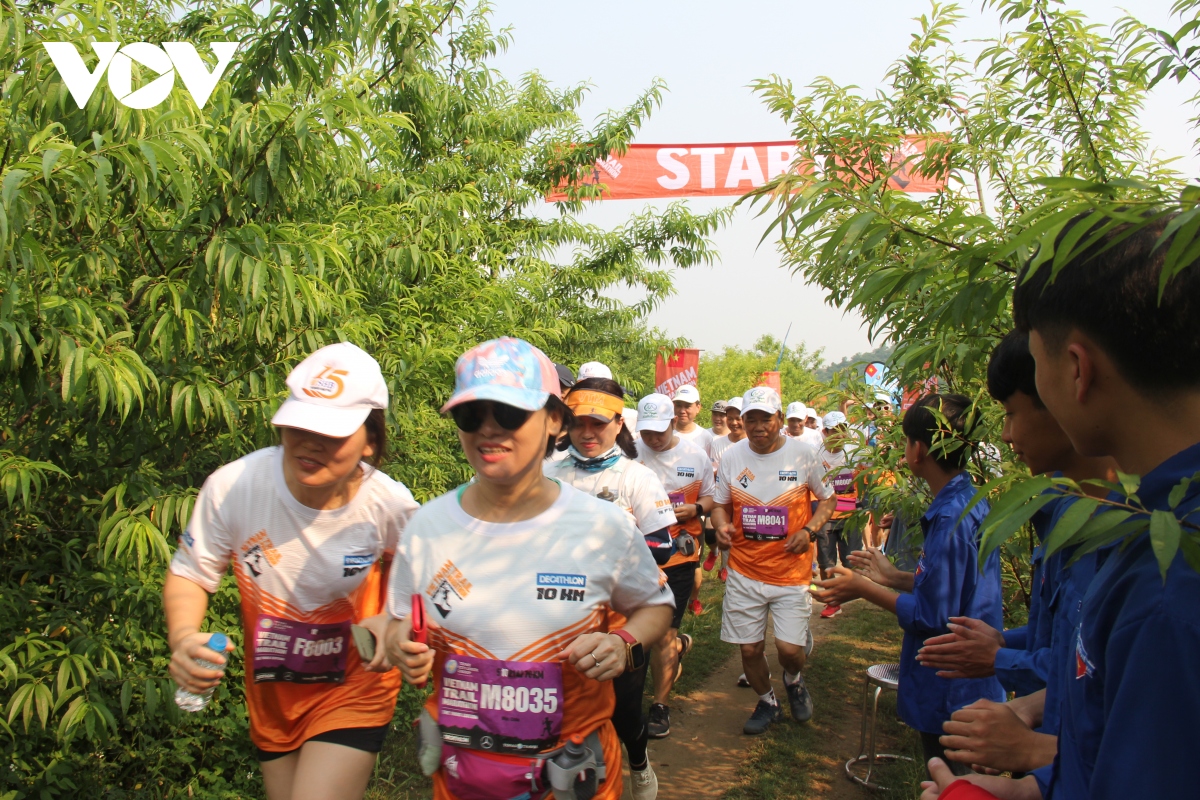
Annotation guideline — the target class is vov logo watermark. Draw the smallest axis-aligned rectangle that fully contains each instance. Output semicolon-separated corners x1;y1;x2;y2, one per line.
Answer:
42;41;239;110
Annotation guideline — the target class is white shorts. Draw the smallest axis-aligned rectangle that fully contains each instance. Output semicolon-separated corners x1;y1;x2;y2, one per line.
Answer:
720;568;812;647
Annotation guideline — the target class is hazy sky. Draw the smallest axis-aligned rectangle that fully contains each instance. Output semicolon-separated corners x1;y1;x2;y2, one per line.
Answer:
487;0;1197;362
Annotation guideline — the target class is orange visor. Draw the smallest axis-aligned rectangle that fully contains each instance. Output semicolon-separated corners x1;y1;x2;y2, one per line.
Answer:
566;389;626;421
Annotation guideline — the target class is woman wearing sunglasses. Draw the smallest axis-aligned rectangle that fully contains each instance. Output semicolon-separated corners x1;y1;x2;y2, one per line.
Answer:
544;376;678;799
384;338;672;800
165;343;419;800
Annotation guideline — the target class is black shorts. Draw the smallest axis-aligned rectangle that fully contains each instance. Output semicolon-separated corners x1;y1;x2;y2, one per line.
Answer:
255;724;390;762
663;562;696;628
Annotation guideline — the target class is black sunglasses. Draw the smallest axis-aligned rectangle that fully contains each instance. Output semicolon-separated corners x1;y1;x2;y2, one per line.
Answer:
450;401;533;433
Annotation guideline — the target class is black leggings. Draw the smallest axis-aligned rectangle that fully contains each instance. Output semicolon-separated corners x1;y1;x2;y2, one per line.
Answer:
255;724;389;762
611;664;649;769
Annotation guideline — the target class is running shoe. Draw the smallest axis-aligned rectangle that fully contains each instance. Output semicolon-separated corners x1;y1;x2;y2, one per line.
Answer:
631;762;659;800
690;598;704;615
718;566;728;582
742;700;783;735
737;671;770;688
785;679;814;723
703;550;718;571
647;702;671;738
820;603;842;619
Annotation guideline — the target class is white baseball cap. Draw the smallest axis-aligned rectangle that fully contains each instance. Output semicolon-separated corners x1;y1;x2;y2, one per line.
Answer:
636;393;675;432
804;407;820;421
271;343;388;437
577;361;613;380
786;401;808;420
727;397;744;411
742;386;782;416
673;384;700;404
823;410;848;429
621;407;639;429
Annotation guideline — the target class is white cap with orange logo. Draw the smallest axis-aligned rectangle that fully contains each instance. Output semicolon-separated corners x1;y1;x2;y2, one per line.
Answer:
271;342;388;437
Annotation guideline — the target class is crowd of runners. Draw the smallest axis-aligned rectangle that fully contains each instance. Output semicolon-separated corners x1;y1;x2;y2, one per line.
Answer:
163;216;1199;800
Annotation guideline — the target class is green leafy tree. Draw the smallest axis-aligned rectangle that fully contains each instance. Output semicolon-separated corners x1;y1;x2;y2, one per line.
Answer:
747;0;1200;582
0;0;724;795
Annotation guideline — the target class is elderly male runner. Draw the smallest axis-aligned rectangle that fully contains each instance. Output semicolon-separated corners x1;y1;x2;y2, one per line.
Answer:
712;387;836;735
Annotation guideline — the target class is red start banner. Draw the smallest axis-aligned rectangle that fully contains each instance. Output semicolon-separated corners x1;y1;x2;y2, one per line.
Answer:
655;349;701;397
547;138;945;201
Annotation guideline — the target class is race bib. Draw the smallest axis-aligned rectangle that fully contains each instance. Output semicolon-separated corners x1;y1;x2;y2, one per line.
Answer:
668;491;686;507
741;505;789;541
253;615;349;683
438;656;563;755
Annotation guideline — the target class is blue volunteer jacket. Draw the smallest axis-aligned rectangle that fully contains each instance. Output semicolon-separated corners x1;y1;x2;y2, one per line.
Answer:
1049;441;1200;799
993;499;1062;697
895;472;1006;734
1033;496;1098;742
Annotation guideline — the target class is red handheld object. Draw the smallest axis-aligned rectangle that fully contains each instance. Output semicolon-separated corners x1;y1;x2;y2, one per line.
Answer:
409;594;428;688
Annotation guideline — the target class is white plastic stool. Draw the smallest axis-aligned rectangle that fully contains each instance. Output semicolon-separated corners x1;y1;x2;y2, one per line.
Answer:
844;663;913;790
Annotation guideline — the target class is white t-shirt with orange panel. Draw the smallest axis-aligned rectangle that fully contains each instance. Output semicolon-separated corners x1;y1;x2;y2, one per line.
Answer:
713;437;833;587
169;447;419;751
636;438;715;567
386;483;672;800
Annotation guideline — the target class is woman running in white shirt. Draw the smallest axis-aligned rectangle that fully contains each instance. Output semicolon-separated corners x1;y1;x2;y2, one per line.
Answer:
165;343;419;800
385;339;672;800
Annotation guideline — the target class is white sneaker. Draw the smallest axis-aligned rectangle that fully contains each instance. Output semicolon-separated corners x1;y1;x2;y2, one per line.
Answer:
631;762;659;800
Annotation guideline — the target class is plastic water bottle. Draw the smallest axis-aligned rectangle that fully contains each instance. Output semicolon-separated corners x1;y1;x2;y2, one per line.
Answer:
174;632;229;712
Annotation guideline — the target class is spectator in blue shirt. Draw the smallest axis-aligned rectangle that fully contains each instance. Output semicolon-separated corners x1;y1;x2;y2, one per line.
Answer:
921;215;1200;800
814;393;1005;777
910;331;1116;777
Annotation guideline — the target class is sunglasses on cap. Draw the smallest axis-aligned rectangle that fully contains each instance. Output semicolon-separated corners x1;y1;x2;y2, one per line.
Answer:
450;401;533;433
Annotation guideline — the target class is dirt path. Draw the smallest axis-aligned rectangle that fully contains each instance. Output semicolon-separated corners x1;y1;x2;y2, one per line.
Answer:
622;603;914;799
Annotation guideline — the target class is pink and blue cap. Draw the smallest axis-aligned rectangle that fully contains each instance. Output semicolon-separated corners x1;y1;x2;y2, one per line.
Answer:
441;337;561;413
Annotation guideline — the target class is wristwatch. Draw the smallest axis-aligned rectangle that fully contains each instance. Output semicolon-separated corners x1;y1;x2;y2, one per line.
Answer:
610;629;646;671
694;503;704;518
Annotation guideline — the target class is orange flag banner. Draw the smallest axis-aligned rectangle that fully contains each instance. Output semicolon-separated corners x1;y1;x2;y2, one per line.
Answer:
757;371;782;396
546;138;945;201
655;349;701;397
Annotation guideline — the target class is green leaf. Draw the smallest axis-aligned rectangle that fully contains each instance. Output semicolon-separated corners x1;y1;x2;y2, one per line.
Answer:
979;493;1059;565
41;150;63;182
1042;498;1100;556
1;170;28;207
1149;510;1182;581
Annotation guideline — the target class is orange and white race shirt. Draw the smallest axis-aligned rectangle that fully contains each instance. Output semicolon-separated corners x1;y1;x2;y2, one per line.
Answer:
170;447;419;751
714;438;833;587
636;438;715;567
387;483;671;800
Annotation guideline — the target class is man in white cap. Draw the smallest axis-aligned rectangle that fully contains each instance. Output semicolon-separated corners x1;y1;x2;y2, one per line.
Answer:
785;402;809;439
577;361;613;381
635;393;715;739
672;384;713;457
712;387;836;735
802;407;825;448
